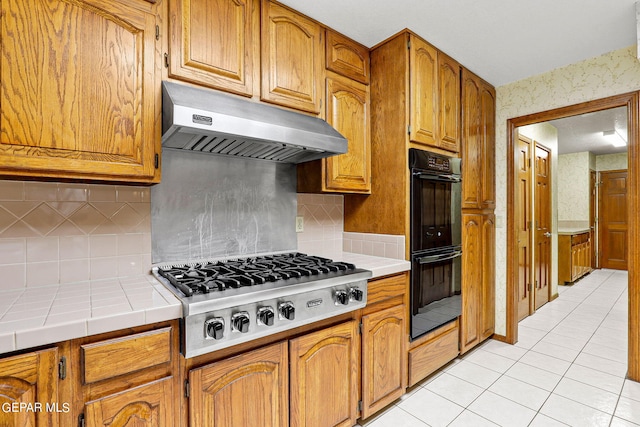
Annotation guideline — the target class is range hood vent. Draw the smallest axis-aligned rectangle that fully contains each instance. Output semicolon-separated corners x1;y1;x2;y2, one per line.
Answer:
161;81;347;163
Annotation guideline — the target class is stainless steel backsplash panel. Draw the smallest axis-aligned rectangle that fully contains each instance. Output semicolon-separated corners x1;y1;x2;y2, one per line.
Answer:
151;149;297;264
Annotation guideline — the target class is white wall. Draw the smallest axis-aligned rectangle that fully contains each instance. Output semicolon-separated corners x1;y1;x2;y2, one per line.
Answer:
596;152;628;171
494;45;640;336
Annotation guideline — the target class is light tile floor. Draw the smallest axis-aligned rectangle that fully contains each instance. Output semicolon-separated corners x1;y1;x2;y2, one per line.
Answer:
358;269;640;427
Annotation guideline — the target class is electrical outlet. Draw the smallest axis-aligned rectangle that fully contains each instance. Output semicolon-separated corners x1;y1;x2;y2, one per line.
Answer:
295;216;304;232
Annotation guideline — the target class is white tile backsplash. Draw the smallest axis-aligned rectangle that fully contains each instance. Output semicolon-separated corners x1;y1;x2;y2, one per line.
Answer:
0;181;152;290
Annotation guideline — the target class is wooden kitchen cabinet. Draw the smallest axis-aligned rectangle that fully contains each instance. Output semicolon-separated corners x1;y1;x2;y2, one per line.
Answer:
0;348;60;426
325;29;370;84
74;322;179;427
0;0;162;183
409;36;461;153
461;68;496;210
460;213;495;353
297;71;371;194
559;232;592;284
290;321;359;427
168;0;260;97
261;0;324;114
188;341;288;427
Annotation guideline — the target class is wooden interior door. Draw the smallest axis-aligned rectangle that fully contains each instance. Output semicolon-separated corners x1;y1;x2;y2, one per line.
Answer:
516;135;532;321
534;143;551;310
590;170;597;268
599;170;628;270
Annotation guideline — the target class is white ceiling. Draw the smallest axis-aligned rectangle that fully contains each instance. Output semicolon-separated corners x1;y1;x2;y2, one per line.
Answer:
549;107;629;155
278;0;638;87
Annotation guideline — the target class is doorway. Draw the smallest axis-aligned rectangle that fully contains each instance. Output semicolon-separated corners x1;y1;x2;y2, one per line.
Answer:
505;92;640;382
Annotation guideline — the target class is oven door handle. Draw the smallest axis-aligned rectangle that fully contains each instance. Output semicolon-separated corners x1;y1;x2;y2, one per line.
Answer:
412;171;462;183
415;250;463;264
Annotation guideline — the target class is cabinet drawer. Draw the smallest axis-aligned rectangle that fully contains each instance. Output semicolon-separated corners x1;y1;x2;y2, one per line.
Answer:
81;327;172;384
367;273;408;307
408;324;458;386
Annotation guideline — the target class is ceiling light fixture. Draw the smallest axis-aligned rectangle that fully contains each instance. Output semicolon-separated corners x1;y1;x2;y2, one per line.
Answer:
603;130;627;147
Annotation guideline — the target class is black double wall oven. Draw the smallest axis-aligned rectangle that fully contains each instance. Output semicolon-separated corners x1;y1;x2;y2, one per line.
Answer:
409;148;462;340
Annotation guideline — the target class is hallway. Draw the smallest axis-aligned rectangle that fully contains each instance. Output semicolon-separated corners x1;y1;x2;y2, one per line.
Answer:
360;269;638;426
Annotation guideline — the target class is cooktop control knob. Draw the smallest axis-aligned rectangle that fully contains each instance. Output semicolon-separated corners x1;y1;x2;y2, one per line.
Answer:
279;302;295;320
335;289;349;305
231;312;250;333
349;287;364;302
257;306;275;326
205;317;225;340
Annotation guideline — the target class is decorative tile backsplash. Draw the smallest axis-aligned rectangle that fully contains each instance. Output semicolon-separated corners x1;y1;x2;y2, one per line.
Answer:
0;181;151;290
296;193;405;260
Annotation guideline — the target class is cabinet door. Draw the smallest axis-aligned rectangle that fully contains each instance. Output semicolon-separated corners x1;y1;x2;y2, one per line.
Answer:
261;0;323;114
480;82;496;209
169;0;259;97
460;214;482;353
0;0;160;182
324;73;371;193
325;30;370;84
0;348;59;427
361;304;407;419
481;214;495;340
189;342;288;427
438;53;460;153
409;37;438;147
461;70;482;209
290;321;359;427
85;377;173;427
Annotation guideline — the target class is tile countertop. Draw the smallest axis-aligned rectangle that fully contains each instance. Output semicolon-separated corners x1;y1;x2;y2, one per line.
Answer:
0;252;410;356
0;275;181;355
557;227;591;235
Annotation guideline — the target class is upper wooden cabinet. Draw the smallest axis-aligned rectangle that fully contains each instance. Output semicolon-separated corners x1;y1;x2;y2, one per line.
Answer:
325;30;370;84
261;0;324;114
0;0;161;183
461;68;496;210
0;348;59;427
298;72;371;194
409;36;460;153
168;0;259;97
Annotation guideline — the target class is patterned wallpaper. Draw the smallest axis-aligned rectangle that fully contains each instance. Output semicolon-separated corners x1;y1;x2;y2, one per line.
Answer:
494;45;640;335
557;152;590;222
596;152;628;171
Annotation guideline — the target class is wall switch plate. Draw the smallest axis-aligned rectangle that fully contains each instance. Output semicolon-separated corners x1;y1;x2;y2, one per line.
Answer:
295;216;304;232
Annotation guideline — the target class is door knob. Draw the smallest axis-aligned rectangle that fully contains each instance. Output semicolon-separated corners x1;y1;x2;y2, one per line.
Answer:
544;232;552;238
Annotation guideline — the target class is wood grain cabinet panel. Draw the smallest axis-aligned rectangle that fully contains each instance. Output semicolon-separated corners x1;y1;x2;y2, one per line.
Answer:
81;327;172;384
289;321;359;427
169;0;259;97
559;232;592;284
261;0;323;114
0;0;161;182
85;377;173;427
409;37;460;153
189;342;288;427
461;69;496;209
361;304;406;419
0;348;59;427
325;30;370;84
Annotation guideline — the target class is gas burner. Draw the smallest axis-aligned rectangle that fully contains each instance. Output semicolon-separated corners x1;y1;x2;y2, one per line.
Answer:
152;252;371;358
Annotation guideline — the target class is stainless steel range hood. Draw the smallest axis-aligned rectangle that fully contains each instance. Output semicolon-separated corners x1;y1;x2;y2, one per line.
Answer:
161;81;347;163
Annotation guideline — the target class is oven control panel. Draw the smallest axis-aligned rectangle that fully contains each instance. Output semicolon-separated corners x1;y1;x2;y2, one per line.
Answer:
183;280;368;358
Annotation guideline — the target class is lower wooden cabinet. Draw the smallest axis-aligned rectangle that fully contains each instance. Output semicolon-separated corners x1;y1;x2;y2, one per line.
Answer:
460;212;495;354
559;232;592;284
361;304;406;418
188;342;288;427
0;348;60;427
84;378;174;427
